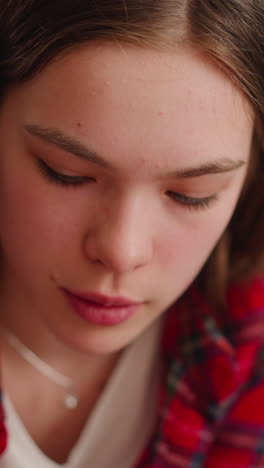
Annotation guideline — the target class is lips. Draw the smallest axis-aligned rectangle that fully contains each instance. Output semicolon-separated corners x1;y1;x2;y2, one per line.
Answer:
63;289;140;307
61;288;141;326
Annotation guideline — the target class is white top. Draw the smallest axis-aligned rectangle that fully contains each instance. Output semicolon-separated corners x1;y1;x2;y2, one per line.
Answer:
0;318;162;468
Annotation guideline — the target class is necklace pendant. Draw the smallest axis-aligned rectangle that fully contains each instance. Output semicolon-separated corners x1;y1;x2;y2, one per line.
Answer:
65;392;78;409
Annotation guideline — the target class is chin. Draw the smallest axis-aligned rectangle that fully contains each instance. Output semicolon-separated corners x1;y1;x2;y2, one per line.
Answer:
56;327;134;356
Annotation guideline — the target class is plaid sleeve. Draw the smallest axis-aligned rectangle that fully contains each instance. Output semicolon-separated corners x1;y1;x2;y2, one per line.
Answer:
204;278;264;467
204;368;264;468
136;277;264;468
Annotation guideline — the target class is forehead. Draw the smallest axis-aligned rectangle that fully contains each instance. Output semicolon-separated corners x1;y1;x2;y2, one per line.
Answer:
6;42;254;169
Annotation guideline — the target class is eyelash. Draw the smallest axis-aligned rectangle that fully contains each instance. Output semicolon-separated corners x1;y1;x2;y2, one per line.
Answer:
166;191;218;211
36;158;91;186
36;159;218;211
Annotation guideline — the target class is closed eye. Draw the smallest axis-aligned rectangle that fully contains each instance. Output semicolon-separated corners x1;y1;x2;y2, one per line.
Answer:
36;158;95;186
36;158;219;210
166;191;218;211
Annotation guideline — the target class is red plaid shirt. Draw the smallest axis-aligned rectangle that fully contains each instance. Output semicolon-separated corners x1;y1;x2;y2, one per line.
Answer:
136;276;264;467
0;276;264;467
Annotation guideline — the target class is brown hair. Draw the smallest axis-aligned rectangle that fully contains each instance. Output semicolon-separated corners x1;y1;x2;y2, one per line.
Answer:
0;0;263;308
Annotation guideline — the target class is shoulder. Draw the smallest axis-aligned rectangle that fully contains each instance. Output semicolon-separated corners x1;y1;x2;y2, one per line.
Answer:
152;276;264;467
162;275;264;360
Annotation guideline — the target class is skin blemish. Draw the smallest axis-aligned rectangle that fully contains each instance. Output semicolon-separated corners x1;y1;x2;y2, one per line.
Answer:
137;157;147;168
158;111;164;117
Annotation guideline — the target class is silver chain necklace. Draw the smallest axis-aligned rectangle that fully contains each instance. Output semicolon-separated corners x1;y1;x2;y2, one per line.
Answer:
4;330;79;409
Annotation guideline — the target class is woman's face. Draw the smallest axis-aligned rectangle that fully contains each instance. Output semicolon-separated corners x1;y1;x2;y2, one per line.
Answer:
0;43;253;354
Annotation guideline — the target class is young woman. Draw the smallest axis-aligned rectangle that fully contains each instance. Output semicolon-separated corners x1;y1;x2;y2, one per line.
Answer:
0;1;263;467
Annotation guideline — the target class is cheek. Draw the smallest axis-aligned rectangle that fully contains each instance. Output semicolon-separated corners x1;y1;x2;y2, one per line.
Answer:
157;208;234;273
0;175;80;266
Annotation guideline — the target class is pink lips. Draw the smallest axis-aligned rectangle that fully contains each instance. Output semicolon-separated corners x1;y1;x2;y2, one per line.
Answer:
62;289;140;326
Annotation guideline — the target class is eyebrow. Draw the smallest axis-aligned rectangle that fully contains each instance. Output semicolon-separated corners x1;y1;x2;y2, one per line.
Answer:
25;124;111;168
25;123;246;178
165;159;246;178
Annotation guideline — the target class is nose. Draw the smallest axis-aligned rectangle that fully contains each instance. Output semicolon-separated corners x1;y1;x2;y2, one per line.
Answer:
83;197;153;274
